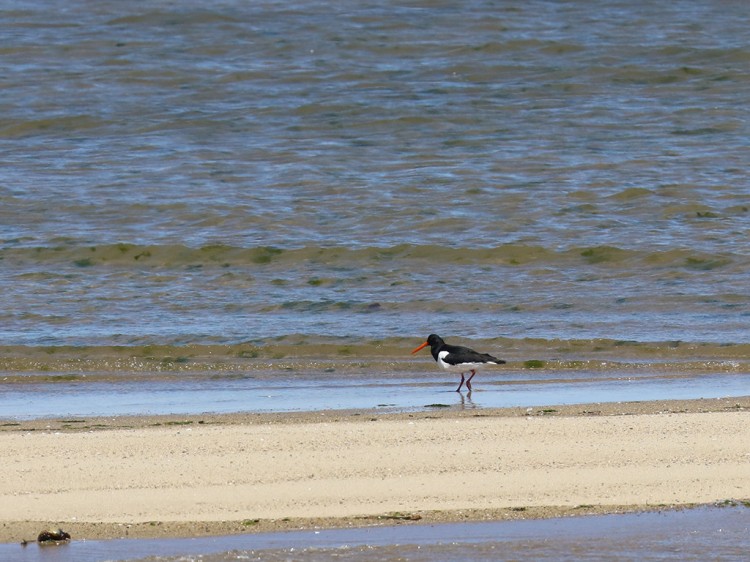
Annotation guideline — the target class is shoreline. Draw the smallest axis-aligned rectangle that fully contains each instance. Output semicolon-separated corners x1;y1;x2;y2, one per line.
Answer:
7;502;747;546
2;395;747;433
1;396;748;544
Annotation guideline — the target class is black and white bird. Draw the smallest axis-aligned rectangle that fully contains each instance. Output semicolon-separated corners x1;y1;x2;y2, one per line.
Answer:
411;334;506;392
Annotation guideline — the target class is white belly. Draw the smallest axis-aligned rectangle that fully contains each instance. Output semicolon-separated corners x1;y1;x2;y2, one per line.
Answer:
437;351;482;372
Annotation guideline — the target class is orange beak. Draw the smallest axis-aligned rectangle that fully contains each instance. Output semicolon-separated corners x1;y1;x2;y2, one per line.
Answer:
411;341;429;354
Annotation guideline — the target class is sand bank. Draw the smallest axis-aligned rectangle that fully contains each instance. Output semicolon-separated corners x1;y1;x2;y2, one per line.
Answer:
1;397;748;544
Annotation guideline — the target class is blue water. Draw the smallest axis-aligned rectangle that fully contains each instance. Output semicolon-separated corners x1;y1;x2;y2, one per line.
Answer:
3;506;748;562
1;370;747;420
2;0;750;346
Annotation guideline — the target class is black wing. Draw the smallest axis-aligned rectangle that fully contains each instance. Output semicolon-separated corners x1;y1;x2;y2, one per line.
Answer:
442;344;506;365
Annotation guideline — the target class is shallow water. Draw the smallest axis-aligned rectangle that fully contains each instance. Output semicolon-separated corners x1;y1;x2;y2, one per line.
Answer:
2;0;750;347
1;367;749;420
2;336;749;419
3;506;749;562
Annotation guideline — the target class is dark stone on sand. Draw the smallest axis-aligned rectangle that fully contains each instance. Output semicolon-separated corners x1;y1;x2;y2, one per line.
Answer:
37;528;71;544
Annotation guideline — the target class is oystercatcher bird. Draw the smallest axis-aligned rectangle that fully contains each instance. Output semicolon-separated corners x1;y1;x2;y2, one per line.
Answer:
411;334;506;392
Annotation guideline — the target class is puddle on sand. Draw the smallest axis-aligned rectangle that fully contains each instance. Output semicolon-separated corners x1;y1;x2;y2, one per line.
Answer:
1;371;749;420
3;506;749;562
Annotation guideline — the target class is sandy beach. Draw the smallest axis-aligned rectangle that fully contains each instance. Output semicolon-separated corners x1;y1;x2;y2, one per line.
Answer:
1;397;748;545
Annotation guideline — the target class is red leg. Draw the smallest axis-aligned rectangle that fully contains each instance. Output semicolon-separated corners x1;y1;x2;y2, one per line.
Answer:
466;369;477;391
456;372;465;392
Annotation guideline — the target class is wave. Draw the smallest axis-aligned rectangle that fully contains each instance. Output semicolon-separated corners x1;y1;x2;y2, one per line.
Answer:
0;115;114;138
0;242;740;271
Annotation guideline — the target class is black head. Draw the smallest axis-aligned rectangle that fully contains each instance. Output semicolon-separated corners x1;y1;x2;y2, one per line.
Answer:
426;334;444;348
411;333;446;355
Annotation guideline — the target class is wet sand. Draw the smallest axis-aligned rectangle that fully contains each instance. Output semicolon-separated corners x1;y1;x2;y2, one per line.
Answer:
1;397;748;545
